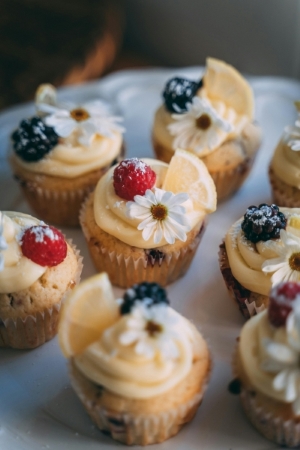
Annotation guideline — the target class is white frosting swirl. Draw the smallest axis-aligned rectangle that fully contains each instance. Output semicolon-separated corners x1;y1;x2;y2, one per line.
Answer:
0;212;47;293
14;131;123;179
74;305;206;399
271;139;300;189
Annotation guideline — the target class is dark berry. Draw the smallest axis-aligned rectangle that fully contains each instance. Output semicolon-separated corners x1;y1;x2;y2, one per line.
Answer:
21;225;67;266
163;77;202;113
120;282;169;315
268;282;300;327
113;158;156;201
12;116;58;162
241;203;287;243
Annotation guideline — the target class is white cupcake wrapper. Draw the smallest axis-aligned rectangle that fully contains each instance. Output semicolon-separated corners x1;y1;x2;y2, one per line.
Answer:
240;387;300;447
0;239;83;349
69;359;209;446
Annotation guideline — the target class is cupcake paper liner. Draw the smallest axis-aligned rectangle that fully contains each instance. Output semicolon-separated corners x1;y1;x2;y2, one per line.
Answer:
240;388;300;447
152;137;257;201
14;172;105;227
80;196;205;288
218;242;267;320
69;359;210;446
0;239;83;349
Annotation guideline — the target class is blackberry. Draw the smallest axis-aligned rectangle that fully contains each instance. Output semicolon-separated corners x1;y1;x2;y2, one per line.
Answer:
120;282;169;315
241;203;287;243
12;116;59;162
163;77;202;113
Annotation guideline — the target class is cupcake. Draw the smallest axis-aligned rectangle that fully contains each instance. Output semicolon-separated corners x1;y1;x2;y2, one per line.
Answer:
152;57;262;200
80;149;217;288
0;210;82;348
232;282;300;447
10;84;125;226
58;273;211;446
219;203;300;319
270;104;300;207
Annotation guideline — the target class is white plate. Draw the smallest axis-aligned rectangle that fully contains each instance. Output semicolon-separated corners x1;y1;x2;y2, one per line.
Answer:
1;67;300;450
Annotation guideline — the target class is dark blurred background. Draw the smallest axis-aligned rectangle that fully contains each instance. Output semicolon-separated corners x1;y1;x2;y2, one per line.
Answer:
1;0;300;110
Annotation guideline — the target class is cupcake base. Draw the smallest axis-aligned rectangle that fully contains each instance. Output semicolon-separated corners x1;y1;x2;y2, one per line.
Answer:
269;167;300;207
11;151;124;227
0;240;82;349
80;192;205;288
218;242;267;319
69;355;211;446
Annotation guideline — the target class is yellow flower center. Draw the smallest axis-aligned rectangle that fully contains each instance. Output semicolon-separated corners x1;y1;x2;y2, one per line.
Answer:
289;252;300;271
196;113;212;130
70;108;90;122
145;320;163;337
150;204;168;221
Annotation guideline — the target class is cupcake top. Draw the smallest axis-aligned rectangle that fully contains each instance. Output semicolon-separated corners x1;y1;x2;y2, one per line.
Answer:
0;211;67;293
225;204;300;305
92;150;216;249
271;104;300;189
11;84;124;178
239;282;300;415
59;274;210;399
153;57;256;158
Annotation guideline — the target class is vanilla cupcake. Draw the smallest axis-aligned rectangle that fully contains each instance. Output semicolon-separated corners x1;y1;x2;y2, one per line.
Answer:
270;105;300;207
59;273;211;446
10;84;124;226
152;58;262;200
219;204;300;319
0;211;82;348
233;282;300;447
80;149;216;288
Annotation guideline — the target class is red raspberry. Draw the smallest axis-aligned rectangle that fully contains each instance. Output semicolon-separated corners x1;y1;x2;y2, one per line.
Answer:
268;282;300;327
21;225;67;267
113;158;156;201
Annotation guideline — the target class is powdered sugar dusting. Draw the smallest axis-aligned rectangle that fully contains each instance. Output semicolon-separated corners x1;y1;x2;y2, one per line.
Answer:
119;158;147;173
19;225;59;244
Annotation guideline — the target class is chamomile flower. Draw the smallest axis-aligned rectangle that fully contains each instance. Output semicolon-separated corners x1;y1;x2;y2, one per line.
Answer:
119;302;180;360
167;96;234;156
126;188;191;245
37;100;124;145
262;230;300;285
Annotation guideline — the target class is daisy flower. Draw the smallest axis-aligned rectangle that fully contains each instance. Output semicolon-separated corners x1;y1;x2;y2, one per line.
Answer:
37;100;125;145
167;96;234;156
126;188;191;245
119;302;180;360
261;303;300;414
284;117;300;151
0;212;8;272
262;230;300;285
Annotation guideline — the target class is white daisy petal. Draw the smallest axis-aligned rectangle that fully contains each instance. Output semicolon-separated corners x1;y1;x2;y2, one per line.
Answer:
127;187;190;244
169;96;234;156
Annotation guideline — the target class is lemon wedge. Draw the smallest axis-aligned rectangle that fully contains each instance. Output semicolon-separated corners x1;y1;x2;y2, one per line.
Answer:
202;57;254;120
162;149;217;214
58;272;119;357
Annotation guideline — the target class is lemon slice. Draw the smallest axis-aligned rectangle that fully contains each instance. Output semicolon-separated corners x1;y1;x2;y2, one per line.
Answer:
58;273;119;357
202;57;254;120
162;149;217;213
